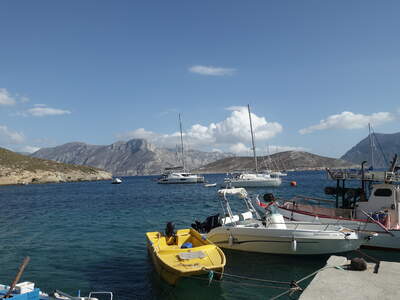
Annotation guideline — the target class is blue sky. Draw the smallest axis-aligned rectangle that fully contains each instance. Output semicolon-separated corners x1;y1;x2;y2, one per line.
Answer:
0;1;399;157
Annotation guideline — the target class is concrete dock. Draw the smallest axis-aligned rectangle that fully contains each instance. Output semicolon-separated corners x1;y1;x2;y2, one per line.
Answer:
300;255;400;300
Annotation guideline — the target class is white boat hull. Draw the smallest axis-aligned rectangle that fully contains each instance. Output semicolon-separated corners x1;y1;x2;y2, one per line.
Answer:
158;172;205;184
158;178;203;184
225;178;282;187
278;206;400;250
207;225;363;255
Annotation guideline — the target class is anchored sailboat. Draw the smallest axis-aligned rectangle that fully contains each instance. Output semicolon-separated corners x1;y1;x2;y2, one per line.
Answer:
158;114;204;184
224;105;282;187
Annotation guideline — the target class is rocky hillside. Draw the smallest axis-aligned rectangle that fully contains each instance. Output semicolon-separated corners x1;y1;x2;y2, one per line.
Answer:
195;151;357;173
31;139;232;176
341;132;400;168
0;148;111;185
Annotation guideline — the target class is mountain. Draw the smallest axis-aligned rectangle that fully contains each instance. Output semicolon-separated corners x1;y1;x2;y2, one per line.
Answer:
0;147;111;185
341;132;400;168
31;139;232;176
195;151;357;173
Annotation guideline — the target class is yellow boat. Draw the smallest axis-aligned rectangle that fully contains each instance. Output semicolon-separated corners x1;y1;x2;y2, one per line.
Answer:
146;225;226;285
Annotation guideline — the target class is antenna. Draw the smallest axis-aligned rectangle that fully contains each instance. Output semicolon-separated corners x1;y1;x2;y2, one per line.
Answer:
368;123;374;169
247;104;258;173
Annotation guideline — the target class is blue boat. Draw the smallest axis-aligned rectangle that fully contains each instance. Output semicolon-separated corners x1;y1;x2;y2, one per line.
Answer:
0;282;42;300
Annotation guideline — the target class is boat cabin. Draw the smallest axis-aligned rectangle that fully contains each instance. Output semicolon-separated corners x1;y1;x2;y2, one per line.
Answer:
355;183;400;227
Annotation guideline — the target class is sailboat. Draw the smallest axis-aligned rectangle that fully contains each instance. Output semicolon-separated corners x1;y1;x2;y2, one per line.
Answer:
224;105;282;187
158;114;205;184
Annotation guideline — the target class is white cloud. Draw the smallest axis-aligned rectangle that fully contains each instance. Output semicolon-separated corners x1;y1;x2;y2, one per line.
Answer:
20;145;41;153
299;111;395;134
26;105;71;117
0;88;17;106
263;145;308;154
116;128;159;140
0;125;25;144
229;143;250;154
117;107;283;154
189;65;236;76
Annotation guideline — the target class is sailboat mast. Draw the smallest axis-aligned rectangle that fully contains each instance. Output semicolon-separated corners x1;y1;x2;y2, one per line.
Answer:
368;123;374;169
179;113;185;170
247;104;258;173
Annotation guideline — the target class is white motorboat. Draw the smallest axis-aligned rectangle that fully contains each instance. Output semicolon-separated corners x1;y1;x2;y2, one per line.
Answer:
111;177;122;184
224;105;281;188
192;188;370;255
204;183;217;187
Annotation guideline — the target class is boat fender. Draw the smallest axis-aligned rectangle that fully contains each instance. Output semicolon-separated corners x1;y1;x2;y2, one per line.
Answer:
291;238;297;251
228;235;234;246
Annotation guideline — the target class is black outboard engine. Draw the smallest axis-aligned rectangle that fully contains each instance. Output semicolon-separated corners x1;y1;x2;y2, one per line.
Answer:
165;222;175;238
191;214;221;233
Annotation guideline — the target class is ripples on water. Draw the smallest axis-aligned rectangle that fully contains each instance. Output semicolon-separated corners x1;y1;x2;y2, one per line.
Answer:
0;171;399;299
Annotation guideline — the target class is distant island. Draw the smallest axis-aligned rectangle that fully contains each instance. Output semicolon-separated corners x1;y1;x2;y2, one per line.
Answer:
29;139;359;175
341;132;400;168
0;147;112;185
30;139;231;176
195;151;358;173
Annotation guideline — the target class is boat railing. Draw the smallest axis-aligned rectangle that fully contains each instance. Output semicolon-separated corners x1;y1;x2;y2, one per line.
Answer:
266;220;365;232
289;195;336;205
328;170;400;182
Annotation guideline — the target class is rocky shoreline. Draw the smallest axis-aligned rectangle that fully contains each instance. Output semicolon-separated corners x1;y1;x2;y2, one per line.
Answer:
0;167;112;185
0;147;112;186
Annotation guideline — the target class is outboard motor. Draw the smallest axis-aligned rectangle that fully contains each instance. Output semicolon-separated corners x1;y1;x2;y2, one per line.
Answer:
263;193;275;202
165;222;177;245
191;214;221;233
165;222;175;238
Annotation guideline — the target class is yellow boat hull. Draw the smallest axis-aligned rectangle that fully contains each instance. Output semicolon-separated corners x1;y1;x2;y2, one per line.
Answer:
146;228;226;285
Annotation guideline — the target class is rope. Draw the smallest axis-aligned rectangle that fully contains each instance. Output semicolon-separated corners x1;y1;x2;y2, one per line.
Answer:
202;268;291;285
181;274;289;290
269;266;332;300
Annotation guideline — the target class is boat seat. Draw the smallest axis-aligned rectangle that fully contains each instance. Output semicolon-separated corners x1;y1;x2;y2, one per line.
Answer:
221;215;239;224
178;251;206;260
240;211;253;220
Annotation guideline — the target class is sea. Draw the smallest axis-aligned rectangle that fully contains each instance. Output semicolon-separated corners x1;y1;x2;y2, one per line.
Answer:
1;171;399;300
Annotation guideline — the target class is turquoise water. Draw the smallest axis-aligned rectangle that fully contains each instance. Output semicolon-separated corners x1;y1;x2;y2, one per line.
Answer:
0;171;399;299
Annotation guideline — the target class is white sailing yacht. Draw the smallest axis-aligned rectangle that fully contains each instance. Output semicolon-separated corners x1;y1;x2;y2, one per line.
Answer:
158;114;204;184
224;105;282;187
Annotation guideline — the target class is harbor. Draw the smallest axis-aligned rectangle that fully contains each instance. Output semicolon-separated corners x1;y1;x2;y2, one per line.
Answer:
2;2;400;299
1;171;400;299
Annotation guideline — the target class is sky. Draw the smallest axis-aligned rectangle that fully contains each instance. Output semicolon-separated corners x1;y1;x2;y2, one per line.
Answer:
1;1;399;158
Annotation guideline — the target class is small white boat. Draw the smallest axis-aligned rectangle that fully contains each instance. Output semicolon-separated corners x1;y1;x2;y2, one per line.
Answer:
47;290;113;300
111;177;122;184
204;183;217;187
193;188;372;255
